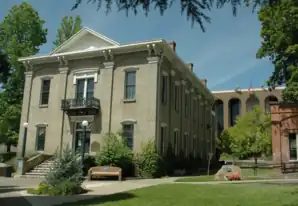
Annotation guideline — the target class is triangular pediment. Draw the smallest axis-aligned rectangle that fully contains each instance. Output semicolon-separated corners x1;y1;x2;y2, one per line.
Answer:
51;27;120;54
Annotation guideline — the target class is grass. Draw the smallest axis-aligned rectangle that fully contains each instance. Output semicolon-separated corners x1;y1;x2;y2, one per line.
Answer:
174;168;278;182
58;184;298;206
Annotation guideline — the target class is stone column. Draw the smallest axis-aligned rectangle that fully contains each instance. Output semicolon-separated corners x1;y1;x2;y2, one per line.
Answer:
223;101;229;130
101;61;115;135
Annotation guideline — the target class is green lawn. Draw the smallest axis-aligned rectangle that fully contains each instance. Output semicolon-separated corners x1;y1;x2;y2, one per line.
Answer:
59;184;298;206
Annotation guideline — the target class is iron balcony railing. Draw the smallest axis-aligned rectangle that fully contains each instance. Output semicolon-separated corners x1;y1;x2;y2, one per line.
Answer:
61;97;100;111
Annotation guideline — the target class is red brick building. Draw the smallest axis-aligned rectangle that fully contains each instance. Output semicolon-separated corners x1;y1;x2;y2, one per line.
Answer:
271;103;298;165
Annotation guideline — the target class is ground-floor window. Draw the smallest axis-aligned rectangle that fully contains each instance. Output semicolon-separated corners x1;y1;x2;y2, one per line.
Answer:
173;130;179;155
160;126;167;155
36;126;46;151
74;122;91;154
289;133;298;160
122;124;134;149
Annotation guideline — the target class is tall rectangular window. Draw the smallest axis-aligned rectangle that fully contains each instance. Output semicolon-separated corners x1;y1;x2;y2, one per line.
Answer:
36;126;46;151
161;75;167;104
124;71;136;100
174;85;179;111
183;133;188;155
75;78;94;99
193;99;196;121
40;79;51;105
122;124;134;149
185;93;189;118
174;130;179;155
160;126;167;155
289;133;298;160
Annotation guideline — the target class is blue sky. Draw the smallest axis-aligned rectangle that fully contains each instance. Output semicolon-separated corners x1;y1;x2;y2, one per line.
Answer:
1;0;274;91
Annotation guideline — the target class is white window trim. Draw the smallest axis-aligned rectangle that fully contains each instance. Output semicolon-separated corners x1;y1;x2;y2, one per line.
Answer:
122;67;139;72
161;122;168;127
73;69;98;85
162;71;168;76
120;119;137;125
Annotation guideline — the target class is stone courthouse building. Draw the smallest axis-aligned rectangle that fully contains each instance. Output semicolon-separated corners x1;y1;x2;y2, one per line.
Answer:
17;27;215;161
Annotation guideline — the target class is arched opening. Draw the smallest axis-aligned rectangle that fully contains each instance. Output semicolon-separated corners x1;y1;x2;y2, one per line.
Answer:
229;98;241;127
246;94;260;112
265;95;278;113
214;99;224;135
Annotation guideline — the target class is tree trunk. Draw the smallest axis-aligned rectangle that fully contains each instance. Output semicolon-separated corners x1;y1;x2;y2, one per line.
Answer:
6;143;11;153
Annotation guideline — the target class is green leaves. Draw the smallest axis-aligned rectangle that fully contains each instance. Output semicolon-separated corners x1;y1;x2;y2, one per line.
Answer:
53;16;83;48
227;106;272;159
0;2;47;149
72;0;284;32
257;0;298;101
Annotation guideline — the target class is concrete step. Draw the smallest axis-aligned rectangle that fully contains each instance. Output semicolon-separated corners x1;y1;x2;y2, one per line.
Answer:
35;164;54;169
30;169;52;173
21;174;45;179
25;172;48;176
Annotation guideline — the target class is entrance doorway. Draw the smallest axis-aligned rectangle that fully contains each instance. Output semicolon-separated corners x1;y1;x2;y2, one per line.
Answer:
74;122;91;154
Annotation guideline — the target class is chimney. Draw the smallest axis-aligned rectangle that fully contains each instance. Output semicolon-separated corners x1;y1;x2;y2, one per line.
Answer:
201;79;207;87
168;41;176;52
187;63;194;71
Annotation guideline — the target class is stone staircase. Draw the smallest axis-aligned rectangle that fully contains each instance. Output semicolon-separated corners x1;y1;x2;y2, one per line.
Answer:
21;158;55;178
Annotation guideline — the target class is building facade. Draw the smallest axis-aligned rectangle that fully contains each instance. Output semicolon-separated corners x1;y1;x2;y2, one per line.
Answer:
270;103;298;165
212;87;284;135
17;28;215;161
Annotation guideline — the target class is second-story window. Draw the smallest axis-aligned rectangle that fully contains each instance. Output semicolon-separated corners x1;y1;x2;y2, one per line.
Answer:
185;93;189;118
76;78;94;100
193;99;196;121
161;75;167;104
174;85;179;111
40;79;51;105
124;71;136;100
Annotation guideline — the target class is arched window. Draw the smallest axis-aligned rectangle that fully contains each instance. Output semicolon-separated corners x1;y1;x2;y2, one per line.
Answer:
229;98;241;127
265;96;278;113
246;94;260;112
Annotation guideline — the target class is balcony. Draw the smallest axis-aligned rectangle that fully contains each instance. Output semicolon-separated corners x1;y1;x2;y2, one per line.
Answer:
61;97;100;115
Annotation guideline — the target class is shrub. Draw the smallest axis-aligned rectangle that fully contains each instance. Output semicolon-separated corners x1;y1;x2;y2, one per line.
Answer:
96;132;133;177
44;145;84;194
0;152;16;163
28;180;87;196
135;140;163;178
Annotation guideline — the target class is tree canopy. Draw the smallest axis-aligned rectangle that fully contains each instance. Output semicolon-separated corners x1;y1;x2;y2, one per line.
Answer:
0;2;48;150
72;0;281;31
53;16;83;48
227;106;272;162
257;0;298;102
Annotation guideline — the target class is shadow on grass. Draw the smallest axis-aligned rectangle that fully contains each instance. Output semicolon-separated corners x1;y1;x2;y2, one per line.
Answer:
57;192;136;206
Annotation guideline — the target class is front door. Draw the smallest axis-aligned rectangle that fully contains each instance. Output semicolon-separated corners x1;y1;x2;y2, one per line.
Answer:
74;122;91;154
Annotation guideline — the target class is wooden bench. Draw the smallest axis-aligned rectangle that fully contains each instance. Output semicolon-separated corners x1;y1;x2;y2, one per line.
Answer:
88;166;122;181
